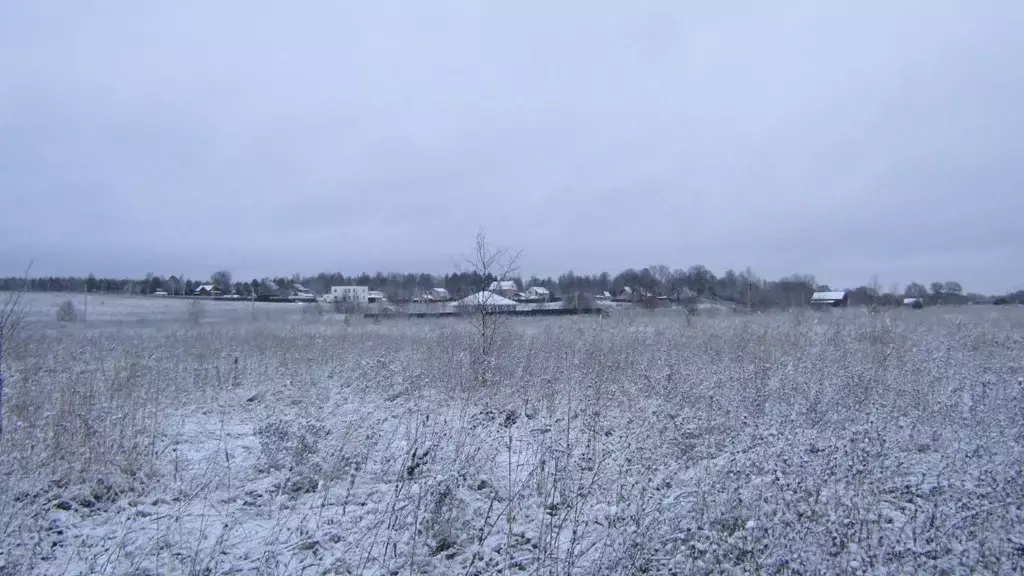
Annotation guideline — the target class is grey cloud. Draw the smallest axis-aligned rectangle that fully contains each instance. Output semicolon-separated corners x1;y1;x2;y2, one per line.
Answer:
2;1;1023;293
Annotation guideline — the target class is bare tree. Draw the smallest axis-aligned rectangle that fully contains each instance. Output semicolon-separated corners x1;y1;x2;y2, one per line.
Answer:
648;264;673;293
561;290;599;319
0;262;31;442
905;282;929;298
211;270;233;293
869;273;882;305
888;282;901;303
459;228;521;387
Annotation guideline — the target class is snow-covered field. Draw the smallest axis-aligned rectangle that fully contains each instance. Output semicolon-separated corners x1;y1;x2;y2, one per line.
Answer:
15;292;311;325
1;295;1023;574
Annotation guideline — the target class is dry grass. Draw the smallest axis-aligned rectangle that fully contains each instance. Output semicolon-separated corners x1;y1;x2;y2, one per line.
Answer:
0;306;1022;574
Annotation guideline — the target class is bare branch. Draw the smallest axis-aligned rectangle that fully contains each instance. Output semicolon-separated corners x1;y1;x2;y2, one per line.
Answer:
460;228;520;284
1;260;32;443
0;260;33;349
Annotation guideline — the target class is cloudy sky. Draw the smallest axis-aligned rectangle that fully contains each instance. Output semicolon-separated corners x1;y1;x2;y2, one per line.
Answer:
1;1;1022;293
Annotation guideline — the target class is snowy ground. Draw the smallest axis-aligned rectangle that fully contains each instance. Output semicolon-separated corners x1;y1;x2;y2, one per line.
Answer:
15;292;314;325
1;300;1023;574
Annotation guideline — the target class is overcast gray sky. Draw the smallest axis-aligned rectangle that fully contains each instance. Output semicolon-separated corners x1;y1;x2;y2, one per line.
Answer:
2;1;1022;293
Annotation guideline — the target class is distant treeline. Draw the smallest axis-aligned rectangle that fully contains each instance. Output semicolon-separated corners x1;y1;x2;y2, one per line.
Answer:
0;268;1018;309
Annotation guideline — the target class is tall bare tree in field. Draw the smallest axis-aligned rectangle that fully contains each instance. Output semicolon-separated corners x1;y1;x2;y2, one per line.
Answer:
461;228;520;387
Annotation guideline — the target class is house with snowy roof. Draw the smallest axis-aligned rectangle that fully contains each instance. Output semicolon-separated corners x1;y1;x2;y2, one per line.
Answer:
193;284;222;297
426;287;450;301
903;297;924;309
524;286;551;301
488;280;519;298
616;286;654;302
454;291;518;313
810;291;848;308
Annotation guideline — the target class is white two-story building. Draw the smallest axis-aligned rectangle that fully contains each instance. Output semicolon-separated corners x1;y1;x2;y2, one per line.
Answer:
329;286;370;303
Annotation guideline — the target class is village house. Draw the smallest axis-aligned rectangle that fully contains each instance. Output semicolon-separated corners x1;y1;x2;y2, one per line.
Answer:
426;287;450;301
454;290;518;313
193;284;222;297
903;297;924;309
488;280;519;299
291;283;316;301
616;286;654;302
810;291;849;308
330;286;370;303
524;286;551;301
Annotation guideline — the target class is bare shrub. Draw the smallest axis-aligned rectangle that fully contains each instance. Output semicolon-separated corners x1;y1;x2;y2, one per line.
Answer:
0;264;29;444
331;298;361;315
187;299;205;325
56;299;78;323
301;301;324;320
682;296;700;325
561;291;595;310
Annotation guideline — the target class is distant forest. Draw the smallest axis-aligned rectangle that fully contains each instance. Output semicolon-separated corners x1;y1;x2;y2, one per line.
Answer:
1;266;1020;309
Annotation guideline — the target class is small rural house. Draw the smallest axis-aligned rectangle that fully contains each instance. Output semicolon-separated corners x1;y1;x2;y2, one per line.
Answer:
368;290;386;303
330;286;370;303
903;297;924;309
291;283;316;301
488;280;519;298
194;284;222;297
426;287;450;301
524;286;551;301
595;291;612;301
616;287;653;302
454;291;518;313
809;291;848;308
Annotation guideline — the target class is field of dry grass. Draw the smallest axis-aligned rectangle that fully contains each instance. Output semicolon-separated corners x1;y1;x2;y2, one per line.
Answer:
1;295;1022;574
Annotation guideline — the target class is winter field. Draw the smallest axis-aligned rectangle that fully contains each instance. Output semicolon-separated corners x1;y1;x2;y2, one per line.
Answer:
1;293;1023;574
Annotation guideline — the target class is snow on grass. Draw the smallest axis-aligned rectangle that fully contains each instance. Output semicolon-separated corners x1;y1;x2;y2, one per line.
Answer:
17;292;307;325
1;307;1023;574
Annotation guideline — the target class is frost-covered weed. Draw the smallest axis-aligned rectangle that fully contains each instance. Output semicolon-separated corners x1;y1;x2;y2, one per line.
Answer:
0;308;1022;574
55;300;78;323
186;299;204;325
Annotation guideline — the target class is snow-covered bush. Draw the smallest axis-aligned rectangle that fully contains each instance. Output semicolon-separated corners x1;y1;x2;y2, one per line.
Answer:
55;299;77;323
